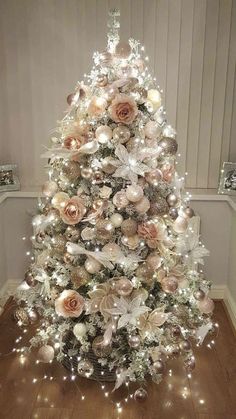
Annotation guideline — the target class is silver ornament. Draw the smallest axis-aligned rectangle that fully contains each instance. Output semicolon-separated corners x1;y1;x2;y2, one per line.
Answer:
158;137;178;156
128;335;141;349
193;289;205;301
77;359;94;377
134;388;148;402
166;193;178;207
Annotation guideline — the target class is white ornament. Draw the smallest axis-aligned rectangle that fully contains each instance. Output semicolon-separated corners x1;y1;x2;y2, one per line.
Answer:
110;213;124;228
95;125;113;143
85;257;102;274
126;184;144;202
73;323;87;339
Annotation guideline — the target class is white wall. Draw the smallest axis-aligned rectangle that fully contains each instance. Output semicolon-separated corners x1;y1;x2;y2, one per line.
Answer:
0;0;236;189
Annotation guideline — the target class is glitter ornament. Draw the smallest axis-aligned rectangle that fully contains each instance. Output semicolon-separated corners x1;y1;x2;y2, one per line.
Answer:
62;161;81;180
77;359;94;377
134;388;148;402
92;335;112;357
169;208;178;220
136;263;154;283
42;181;58;198
101;157;117;174
25;270;37;287
73;323;87;339
113;190;129;209
121;219;138;236
115;277;133;296
65;226;80;241
180;339;191;352
95;125;113;143
113;125;130;144
128;334;141;348
103;243;121;260
158;137;178;156
145;169;163;186
110;213;123;227
52;192;69;210
144;120;162;139
85;257;102;274
173;216;188;233
126;184;144;202
161;276;178;293
183;207;195;218
96;219;115;241
134;196;150;214
166;193;178;207
52;235;67;253
81;167;93;179
37;345;55;363
149;197;169;216
146;253;162;270
197;296;214;314
14;307;29;325
193;289;205;301
115;41;131;58
71;266;91;288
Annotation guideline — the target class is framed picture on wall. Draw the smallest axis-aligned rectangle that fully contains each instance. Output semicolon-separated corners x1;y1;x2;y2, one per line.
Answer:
218;162;236;195
0;164;20;192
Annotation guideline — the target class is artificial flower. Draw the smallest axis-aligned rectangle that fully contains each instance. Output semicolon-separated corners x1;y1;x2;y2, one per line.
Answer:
137;307;168;337
60;196;86;225
63;135;86;150
109;94;138;124
87;283;115;318
138;221;167;249
55;290;84;318
105;296;150;329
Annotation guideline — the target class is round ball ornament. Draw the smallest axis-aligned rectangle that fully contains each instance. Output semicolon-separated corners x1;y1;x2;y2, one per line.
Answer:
62;161;81;181
77;359;94;377
92;335;112;357
65;226;80;242
180;339;191;352
113;125;131;144
113;190;129;209
85;257;102;274
110;213;123;228
197;296;214;314
103;243;121;261
25;270;37;287
128;334;141;349
146;253;162;270
121;219;138;237
169;207;178;220
148;197;169;216
101;157;117;174
115;41;131;59
173;216;188;233
153;360;166;374
158;137;178;156
161;276;178;293
52;192;69;210
52;235;67;253
28;309;39;324
145;169;163;186
134;388;148;402
183;207;195;218
81;167;93;180
96;219;115;241
42;181;58;198
37;345;55;363
126;184;144;203
134;196;150;214
166;193;178;207
193;289;205;301
144;120;161;139
115;277;133;297
136;263;154;284
95;125;113;143
71;266;90;288
147;89;161;110
14;307;29;325
73;323;87;340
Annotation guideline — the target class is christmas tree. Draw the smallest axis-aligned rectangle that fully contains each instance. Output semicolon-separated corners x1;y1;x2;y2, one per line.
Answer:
15;10;214;401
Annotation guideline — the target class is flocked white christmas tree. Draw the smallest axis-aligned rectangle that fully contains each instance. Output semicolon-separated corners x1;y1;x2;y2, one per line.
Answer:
15;10;215;402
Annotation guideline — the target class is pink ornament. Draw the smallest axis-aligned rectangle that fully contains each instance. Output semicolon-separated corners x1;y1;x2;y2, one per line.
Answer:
145;169;163;186
134;196;150;214
85;257;102;274
161;276;178;293
144;120;161;139
95;125;113;143
103;243;121;261
114;277;133;296
126;184;144;203
113;125;130;144
146;253;162;270
197;296;214;314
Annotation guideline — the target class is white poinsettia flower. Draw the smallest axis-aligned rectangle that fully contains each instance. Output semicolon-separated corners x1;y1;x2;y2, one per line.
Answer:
175;219;209;266
105;295;151;329
111;144;160;183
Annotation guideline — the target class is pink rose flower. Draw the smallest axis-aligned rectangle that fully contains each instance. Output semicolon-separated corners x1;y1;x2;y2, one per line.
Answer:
55;290;85;318
109;94;138;124
63;135;86;151
60;196;86;225
138;221;166;249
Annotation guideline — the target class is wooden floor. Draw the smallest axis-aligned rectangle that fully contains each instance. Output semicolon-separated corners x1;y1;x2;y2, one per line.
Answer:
0;301;236;419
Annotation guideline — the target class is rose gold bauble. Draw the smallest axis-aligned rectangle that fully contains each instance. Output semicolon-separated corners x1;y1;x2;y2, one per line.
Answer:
113;125;131;144
121;219;138;237
134;388;148;402
52;235;67;253
161;276;178;293
95;125;113;143
42;181;58;198
103;243;121;260
166;193;178;207
136;263;154;283
110;213;123;227
101;157;117;174
92;335;112;357
148;198;169;216
128;334;141;349
179;339;191;352
197;296;214;314
113;190;129;209
144;120;162;139
62;161;81;180
25;270;37;287
193;289;205;301
126;184;144;203
81;167;93;179
115;41;131;58
96;219;115;241
115;277;133;297
145;169;163;186
146;253;162;270
169;207;178;220
104;85;119;101
134;196;150;214
158;137;178;156
85;257;102;274
52;192;69;209
71;266;90;288
173;216;188;233
37;345;54;363
183;207;195;218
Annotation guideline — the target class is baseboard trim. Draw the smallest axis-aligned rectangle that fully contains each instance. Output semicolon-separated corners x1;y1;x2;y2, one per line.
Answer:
1;280;235;330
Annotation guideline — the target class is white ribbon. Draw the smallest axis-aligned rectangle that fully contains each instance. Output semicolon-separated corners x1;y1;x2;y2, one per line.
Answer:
66;242;114;269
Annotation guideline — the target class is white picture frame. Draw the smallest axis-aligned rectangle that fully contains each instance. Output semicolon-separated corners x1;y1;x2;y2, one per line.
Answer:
218;162;236;196
0;164;20;192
